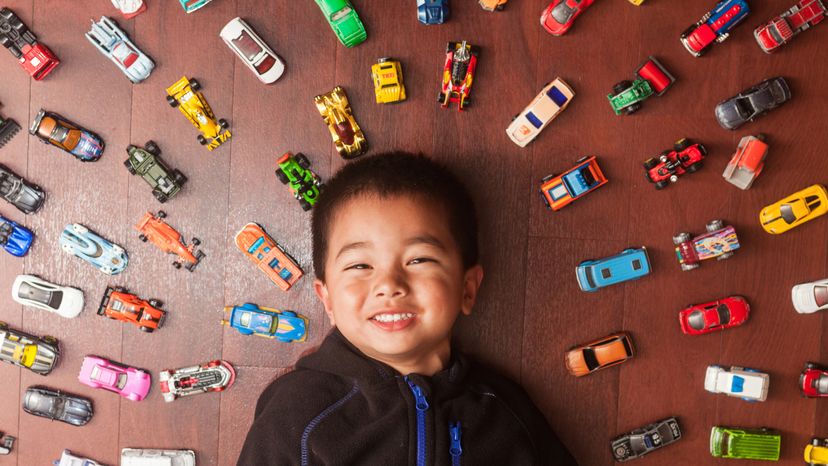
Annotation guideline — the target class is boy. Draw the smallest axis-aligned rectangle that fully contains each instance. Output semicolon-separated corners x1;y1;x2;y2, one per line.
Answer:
237;152;576;465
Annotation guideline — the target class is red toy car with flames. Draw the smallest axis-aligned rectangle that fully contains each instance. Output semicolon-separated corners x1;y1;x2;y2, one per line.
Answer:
438;41;479;111
0;8;60;80
134;211;205;271
679;296;750;335
673;219;740;271
644;138;707;189
98;286;166;333
800;362;828;397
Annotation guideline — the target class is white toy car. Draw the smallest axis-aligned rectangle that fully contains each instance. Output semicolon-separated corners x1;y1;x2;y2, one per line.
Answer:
704;365;769;402
54;449;105;466
792;278;828;314
120;449;195;466
110;0;145;19
506;77;574;147
12;274;84;318
220;17;285;84
85;16;155;83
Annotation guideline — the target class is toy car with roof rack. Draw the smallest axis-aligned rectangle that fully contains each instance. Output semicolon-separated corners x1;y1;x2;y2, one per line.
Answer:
60;223;128;275
0;321;59;375
507;77;574;147
125;141;186;203
30;109;105;162
78;355;150;401
607;56;675;115
417;0;449;24
611;417;682;462
565;331;634;377
23;386;93;427
0;7;59;80
722;135;768;190
86;16;154;84
0;163;45;214
541;0;595;36
755;0;825;53
643;138;706;189
166;76;231;151
0;214;33;257
134;211;204;271
539;156;607;211
439;41;479;111
0;104;20;149
222;303;308;343
576;247;650;292
275;152;323;211
673;219;739;271
159;360;235;402
98;286;166;333
12;274;84;319
681;0;750;57
679;296;749;335
705;365;769;402
760;184;827;234
234;222;303;291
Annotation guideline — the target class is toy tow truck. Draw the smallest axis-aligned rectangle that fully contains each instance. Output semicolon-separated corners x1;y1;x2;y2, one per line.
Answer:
755;0;826;52
165;76;231;151
0;105;20;149
275;152;323;211
673;219;740;271
134;211;205;271
607;56;675;115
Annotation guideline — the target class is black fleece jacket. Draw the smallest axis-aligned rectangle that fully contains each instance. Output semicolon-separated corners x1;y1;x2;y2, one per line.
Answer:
237;329;577;466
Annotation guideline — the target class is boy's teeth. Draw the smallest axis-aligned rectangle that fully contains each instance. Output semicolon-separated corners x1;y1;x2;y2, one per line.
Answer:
373;313;414;323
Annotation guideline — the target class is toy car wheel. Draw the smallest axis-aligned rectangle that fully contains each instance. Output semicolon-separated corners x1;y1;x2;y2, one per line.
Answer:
686;161;703;173
153;190;168;203
643;158;658;170
145;141;160;156
275;168;289;185
300;199;312;212
173;171;187;184
697;143;708;156
123;159;136;175
672;232;691;245
139;326;151;333
189;79;201;91
461;97;472;108
717;252;734;261
138;234;147;242
219;119;229;129
192;238;201;246
149;299;161;307
706;219;724;232
624;103;641;115
157;210;167;218
655;180;669;190
296;153;311;169
806;362;820;370
42;336;57;344
197;134;207;145
166;95;178;107
172;261;181;269
674;138;691;151
612;80;632;96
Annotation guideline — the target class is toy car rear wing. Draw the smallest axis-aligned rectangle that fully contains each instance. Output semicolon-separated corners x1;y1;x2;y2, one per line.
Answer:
636;57;675;96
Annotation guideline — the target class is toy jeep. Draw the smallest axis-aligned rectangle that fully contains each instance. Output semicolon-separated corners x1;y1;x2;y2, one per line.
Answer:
607;56;675;115
125;141;186;203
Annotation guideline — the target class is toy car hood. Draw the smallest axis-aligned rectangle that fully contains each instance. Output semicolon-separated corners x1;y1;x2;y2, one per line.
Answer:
792;282;827;314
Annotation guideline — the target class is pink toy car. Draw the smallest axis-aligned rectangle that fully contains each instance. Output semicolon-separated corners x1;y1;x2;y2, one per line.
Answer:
78;355;151;401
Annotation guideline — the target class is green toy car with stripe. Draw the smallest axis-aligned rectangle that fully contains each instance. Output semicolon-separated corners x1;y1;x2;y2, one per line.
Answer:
275;152;323;211
710;426;780;461
314;0;367;48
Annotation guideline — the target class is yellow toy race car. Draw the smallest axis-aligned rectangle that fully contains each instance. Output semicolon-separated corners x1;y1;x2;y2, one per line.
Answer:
165;76;231;151
314;86;367;159
760;184;828;234
371;58;406;104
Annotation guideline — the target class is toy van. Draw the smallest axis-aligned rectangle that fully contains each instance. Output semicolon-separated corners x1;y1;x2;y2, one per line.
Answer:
710;426;780;461
576;247;651;292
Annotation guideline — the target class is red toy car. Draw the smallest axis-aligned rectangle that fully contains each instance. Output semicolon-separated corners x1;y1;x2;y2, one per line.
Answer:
438;41;479;111
754;0;825;53
643;138;707;189
679;296;750;335
98;286;166;333
541;0;596;36
800;362;828;397
0;8;60;80
134;211;204;271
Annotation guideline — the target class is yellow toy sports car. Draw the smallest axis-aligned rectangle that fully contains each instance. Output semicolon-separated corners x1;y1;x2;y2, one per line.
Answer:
165;76;231;151
314;86;367;159
371;58;406;104
760;184;828;234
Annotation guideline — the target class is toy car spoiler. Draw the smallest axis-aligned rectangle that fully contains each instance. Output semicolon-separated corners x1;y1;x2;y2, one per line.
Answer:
97;285;116;316
184;249;205;272
0;106;20;149
636;57;675;96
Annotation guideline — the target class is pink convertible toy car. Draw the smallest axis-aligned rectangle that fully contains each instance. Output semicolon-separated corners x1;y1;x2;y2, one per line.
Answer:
78;355;151;401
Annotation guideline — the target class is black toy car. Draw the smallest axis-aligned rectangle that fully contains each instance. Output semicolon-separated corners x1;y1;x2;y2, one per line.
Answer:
715;77;791;130
22;386;93;426
611;417;682;462
0;163;45;214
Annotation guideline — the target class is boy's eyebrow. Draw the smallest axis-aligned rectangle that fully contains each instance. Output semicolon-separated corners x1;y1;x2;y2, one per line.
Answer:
335;241;371;260
406;235;446;250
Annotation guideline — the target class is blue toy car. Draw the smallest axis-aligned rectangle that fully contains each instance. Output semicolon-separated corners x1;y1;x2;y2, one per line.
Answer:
680;0;750;57
417;0;449;25
576;247;651;292
222;303;308;343
59;223;128;275
0;215;33;257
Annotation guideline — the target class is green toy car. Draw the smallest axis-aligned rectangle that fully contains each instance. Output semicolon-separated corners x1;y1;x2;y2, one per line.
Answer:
275;152;323;211
314;0;367;48
124;141;186;204
607;56;675;115
709;426;780;461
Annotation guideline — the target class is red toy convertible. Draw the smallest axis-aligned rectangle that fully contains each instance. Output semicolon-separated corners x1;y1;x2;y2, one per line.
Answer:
800;362;828;397
438;41;479;111
679;296;750;335
644;138;707;189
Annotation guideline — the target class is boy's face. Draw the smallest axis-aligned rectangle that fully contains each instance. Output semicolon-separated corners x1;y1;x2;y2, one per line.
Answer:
314;194;483;375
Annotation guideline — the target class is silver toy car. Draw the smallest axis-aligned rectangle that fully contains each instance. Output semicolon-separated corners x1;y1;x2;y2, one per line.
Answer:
85;16;154;83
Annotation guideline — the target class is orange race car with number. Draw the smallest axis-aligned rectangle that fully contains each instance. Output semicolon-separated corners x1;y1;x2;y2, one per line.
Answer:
234;222;303;291
134;211;205;271
98;286;166;333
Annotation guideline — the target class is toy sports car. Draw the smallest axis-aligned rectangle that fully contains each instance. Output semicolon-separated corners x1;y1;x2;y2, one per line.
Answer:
539;155;607;211
705;365;769;402
507;78;574;147
541;0;596;36
565;332;634;377
755;0;825;53
681;0;751;57
23;386;93;427
220;17;285;84
86;16;154;83
159;360;235;402
222;303;308;343
0;321;59;375
673;219;739;271
792;277;828;314
679;296;750;335
166;76;231;150
607;56;675;115
643;138;706;189
759;184;828;234
125;141;186;203
0;105;20;149
235;222;303;291
78;355;150;401
29;109;105;162
60;223;128;275
715;77;791;130
439;41;479;111
576;247;650;292
372;58;406;104
611;417;682;462
0;215;33;257
800;362;828;397
135;211;205;271
0;163;45;214
98;286;166;333
12;274;84;319
179;0;212;13
0;7;60;80
722;135;768;190
314;0;367;48
314;86;367;159
417;0;449;24
111;0;146;19
275;152;323;211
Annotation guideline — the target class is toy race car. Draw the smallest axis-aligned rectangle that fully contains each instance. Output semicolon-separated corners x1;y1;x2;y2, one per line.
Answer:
220;17;285;84
539;155;607;211
134;211;205;271
755;0;825;53
314;86;367;159
0;104;20;149
125;141;186;203
417;0;449;24
314;0;367;47
0;321;59;375
607;56;675;115
800;362;828;397
159;360;235;402
792;277;828;314
111;0;146;19
372;58;406;104
722;135;768;190
78;355;150;401
60;223;128;275
55;450;104;466
0;214;33;257
12;274;84;319
705;365;769;402
23;386;93;427
679;296;750;335
673;220;739;271
805;437;828;465
565;332;634;377
715;77;791;130
710;427;780;461
439;41;479;111
611;417;682;462
0;163;46;214
576;247;650;292
541;0;596;36
29;109;105;162
643;138;707;189
760;184;828;234
234;222;303;291
222;303;308;343
166;76;231;150
275;152;323;211
179;0;212;13
86;16;154;83
0;7;60;80
681;0;751;57
479;0;508;11
98;286;166;333
507;78;574;147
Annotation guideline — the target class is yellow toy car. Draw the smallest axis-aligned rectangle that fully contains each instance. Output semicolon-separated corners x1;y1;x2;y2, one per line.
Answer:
760;184;828;234
628;0;646;5
314;86;367;159
371;58;406;104
165;76;231;151
805;438;828;465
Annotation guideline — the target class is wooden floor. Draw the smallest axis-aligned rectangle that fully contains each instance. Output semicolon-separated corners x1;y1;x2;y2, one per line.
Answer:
0;0;826;464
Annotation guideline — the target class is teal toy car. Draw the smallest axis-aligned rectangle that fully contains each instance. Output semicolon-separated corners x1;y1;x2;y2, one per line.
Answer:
607;56;675;115
314;0;367;48
275;152;323;211
179;0;212;13
576;247;651;292
709;426;780;461
222;303;308;343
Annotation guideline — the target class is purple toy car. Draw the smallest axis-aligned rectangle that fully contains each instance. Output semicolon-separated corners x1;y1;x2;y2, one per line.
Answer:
673;219;740;271
77;355;151;401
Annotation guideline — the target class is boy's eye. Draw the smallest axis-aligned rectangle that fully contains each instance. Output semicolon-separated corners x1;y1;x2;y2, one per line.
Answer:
344;263;371;271
408;257;435;265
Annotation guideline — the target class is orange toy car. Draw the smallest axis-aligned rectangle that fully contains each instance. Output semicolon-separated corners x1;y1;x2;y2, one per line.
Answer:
234;222;303;291
565;332;634;377
134;211;205;271
98;286;166;332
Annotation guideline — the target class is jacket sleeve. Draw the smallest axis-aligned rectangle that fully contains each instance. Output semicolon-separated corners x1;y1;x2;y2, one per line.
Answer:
508;383;578;466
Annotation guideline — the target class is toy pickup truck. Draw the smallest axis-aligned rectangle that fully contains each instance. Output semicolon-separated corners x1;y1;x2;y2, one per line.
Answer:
755;0;825;52
681;0;751;57
607;56;675;115
704;365;769;402
709;426;780;461
539;156;607;211
673;219;739;271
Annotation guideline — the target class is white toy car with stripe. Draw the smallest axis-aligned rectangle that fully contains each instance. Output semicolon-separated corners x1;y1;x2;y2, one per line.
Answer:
506;77;574;147
705;365;769;402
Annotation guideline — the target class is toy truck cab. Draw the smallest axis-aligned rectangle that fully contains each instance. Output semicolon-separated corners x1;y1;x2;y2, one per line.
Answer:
723;135;768;190
576;247;651;292
710;426;780;461
681;0;750;57
673;219;740;271
608;56;675;115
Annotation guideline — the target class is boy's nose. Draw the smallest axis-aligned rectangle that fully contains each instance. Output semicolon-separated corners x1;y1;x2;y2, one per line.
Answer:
373;270;409;298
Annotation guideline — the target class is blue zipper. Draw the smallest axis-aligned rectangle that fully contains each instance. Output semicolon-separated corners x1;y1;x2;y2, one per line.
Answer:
405;376;430;466
449;421;462;466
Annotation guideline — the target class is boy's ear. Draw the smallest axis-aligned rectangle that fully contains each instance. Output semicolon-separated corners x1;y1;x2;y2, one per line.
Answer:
460;265;484;316
313;279;336;326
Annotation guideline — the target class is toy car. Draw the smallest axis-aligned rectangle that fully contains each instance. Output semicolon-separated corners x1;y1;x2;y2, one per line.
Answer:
0;214;34;257
275;152;323;211
628;0;646;4
607;56;675;115
673;219;739;271
576;247;650;292
111;0;146;19
55;449;105;466
98;286;166;333
754;0;825;53
805;437;828;465
541;0;596;36
800;362;828;397
222;303;308;343
611;417;682;462
179;0;212;13
679;296;750;335
439;41;479;111
29;109;105;162
722;135;768;190
159;360;235;402
220;17;285;84
539;155;607;211
507;78;574;147
23;386;93;426
12;274;84;319
0;104;20;149
0;8;60;80
792;277;828;314
417;0;449;24
643;138;707;189
314;0;367;47
715;77;791;130
705;365;769;402
0;163;45;214
0;320;59;375
59;223;128;275
86;16;154;84
78;355;150;401
234;222;303;291
314;86;367;159
565;331;634;377
165;76;231;151
0;434;13;455
479;0;508;11
134;211;205;271
681;0;751;57
760;184;828;234
372;58;406;104
125;141;186;203
710;426;780;461
121;449;195;466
